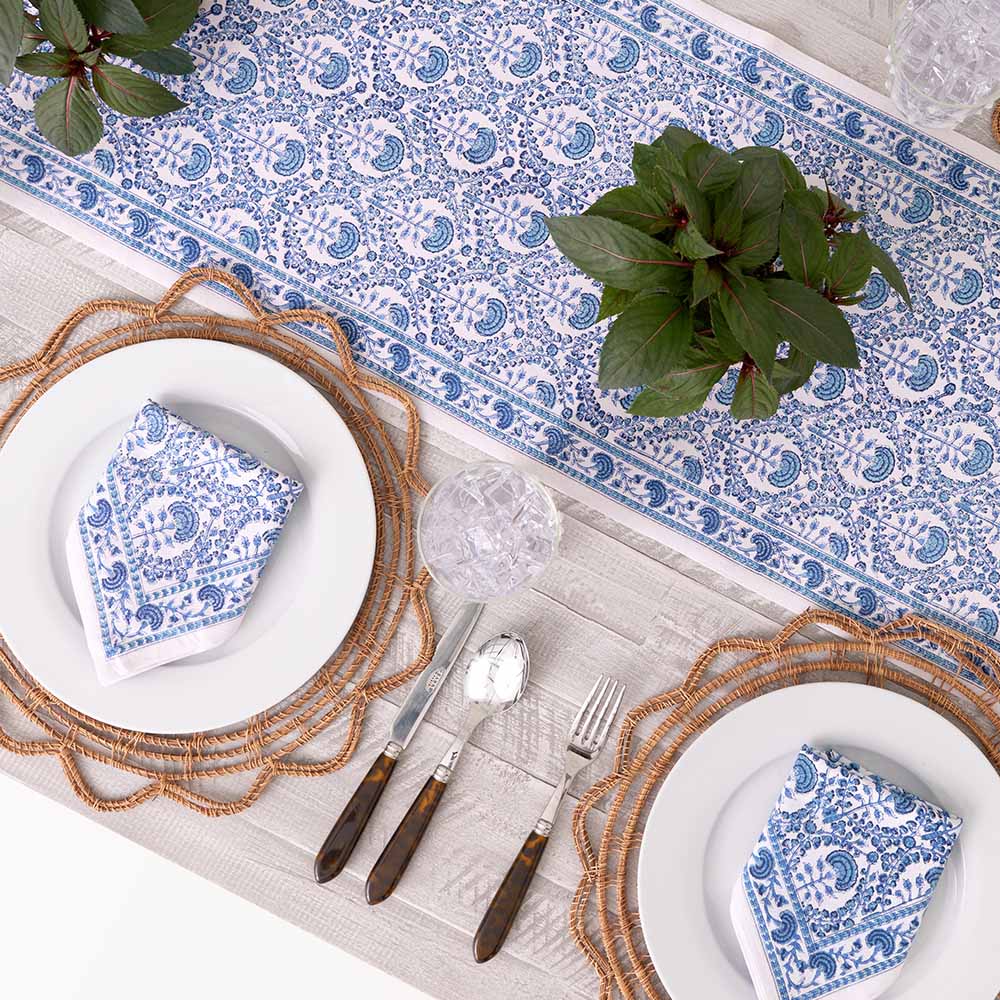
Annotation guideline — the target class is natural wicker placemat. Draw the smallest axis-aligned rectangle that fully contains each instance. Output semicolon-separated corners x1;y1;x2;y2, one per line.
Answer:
0;267;435;815
569;609;1000;999
992;100;1000;145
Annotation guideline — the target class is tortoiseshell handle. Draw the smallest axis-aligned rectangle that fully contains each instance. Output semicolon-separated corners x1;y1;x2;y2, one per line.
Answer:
365;774;448;904
314;749;398;884
473;829;549;963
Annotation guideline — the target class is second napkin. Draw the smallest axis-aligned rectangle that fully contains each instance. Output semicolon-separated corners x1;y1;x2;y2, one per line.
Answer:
731;745;962;1000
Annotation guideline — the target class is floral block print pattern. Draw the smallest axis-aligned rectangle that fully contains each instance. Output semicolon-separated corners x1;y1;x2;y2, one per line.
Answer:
4;1;1000;655
67;400;303;684
732;746;962;1000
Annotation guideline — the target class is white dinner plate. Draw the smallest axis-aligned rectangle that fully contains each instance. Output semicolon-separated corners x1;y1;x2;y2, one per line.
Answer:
637;682;1000;1000
0;339;376;733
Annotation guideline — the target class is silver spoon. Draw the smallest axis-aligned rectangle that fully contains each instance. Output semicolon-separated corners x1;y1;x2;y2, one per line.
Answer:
366;633;530;905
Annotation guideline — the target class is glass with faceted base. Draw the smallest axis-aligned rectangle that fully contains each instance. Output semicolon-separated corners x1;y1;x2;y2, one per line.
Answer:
417;462;561;601
888;0;1000;129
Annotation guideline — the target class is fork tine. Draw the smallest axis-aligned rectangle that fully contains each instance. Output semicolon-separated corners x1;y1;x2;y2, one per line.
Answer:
570;676;603;737
583;677;619;745
593;682;625;750
577;676;611;740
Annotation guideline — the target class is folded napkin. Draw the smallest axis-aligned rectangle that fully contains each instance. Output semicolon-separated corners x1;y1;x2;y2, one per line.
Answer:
67;400;304;685
732;745;962;1000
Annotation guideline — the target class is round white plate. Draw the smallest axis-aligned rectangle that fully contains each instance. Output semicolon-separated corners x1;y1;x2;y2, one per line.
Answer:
0;339;376;733
637;683;1000;1000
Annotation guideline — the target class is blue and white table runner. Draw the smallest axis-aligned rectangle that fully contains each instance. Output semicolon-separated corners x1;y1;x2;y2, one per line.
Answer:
3;0;1000;650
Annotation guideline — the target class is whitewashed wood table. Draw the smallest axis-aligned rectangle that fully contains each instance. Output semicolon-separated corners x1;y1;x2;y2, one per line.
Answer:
1;3;997;998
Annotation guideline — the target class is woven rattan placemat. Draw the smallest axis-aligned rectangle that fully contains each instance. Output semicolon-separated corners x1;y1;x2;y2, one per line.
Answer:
0;267;435;815
570;609;1000;999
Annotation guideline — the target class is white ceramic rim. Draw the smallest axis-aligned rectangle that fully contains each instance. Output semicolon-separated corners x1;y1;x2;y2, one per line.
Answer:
637;682;1000;1000
0;339;376;733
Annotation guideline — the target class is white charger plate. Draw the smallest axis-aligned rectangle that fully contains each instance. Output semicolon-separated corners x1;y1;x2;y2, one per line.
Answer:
637;683;1000;1000
0;339;376;734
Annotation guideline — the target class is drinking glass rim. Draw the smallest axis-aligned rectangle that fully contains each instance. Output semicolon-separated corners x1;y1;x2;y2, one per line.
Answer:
416;460;562;599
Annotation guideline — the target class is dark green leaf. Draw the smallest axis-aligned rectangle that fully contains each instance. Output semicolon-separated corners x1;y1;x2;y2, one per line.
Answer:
657;168;710;231
807;186;829;216
711;181;744;249
599;294;693;388
92;62;185;116
764;279;859;368
825;231;873;299
78;46;102;64
735;146;807;192
1;0;25;83
674;221;720;260
707;297;745;360
657;125;704;156
15;51;75;76
771;347;817;393
102;0;200;53
545;216;693;293
596;286;636;323
717;269;779;377
780;192;828;287
34;76;103;155
859;229;912;308
733;155;784;222
731;366;780;419
585;184;673;234
729;210;779;269
130;44;194;73
632;140;683;188
692;259;722;306
39;0;88;54
75;0;148;35
684;141;741;195
628;351;730;417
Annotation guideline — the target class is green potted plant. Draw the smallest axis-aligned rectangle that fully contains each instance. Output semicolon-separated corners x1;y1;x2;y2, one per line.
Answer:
0;0;199;156
545;126;912;420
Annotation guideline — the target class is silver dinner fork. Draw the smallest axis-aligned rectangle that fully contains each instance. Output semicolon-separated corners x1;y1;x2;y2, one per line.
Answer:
472;675;626;963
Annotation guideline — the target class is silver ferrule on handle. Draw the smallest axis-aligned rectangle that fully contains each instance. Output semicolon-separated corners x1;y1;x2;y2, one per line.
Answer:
533;773;570;836
433;704;488;784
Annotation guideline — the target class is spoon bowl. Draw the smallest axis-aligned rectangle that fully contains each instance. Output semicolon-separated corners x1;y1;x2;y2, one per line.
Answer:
463;633;530;715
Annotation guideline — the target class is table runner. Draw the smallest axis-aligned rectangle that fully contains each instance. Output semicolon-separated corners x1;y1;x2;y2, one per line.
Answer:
2;0;1000;650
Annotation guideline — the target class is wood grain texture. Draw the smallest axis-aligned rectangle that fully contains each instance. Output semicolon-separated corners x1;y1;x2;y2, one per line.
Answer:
0;5;997;998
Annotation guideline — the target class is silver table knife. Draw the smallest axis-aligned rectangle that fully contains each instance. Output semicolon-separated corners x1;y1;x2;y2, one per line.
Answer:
313;601;484;883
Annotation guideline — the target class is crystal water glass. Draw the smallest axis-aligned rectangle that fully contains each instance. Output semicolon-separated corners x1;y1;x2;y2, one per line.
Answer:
417;462;561;601
888;0;1000;129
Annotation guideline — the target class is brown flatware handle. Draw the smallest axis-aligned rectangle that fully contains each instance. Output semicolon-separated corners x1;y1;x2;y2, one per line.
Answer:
474;829;549;963
366;774;448;904
314;748;398;884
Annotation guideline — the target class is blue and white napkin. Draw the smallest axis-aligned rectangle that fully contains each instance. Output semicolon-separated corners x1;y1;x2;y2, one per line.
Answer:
66;400;304;685
731;745;962;1000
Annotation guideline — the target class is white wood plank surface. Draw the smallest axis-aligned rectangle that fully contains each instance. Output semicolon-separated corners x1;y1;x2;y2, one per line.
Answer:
0;4;996;999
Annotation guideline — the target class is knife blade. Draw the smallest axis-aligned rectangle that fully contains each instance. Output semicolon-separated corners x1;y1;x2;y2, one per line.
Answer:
313;601;484;883
388;601;484;751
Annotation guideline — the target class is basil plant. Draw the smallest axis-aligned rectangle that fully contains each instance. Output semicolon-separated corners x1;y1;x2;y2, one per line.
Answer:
0;0;199;156
546;127;912;420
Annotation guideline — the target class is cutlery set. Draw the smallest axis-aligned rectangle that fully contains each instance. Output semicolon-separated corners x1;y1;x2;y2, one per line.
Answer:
313;607;625;963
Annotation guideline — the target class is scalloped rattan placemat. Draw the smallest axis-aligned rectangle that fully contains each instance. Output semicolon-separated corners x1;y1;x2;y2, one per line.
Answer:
0;268;435;815
570;609;1000;999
